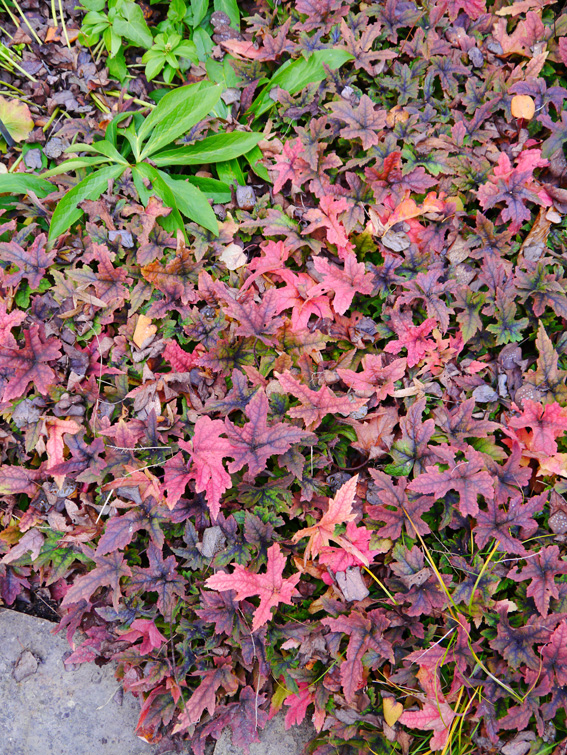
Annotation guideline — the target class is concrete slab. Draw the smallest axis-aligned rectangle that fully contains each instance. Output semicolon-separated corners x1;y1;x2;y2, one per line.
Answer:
212;712;315;755
0;608;316;755
0;608;154;755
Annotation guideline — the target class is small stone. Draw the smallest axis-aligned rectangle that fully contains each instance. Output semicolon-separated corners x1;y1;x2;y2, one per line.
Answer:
468;47;484;67
336;568;369;602
221;88;240;105
108;230;134;248
13;650;38;682
43;137;65;159
236;185;256;210
24;148;42;170
201;526;225;559
472;384;499;403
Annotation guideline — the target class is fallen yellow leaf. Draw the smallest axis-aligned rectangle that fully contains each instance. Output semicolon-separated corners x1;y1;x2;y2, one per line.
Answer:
133;314;156;349
383;696;404;727
511;94;535;120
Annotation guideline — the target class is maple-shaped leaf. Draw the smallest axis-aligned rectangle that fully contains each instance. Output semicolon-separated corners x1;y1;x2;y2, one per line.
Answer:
408;446;494;517
295;0;348;32
68;244;132;306
474;492;547;555
541;620;567;686
220;289;284;345
539;109;567;159
454;286;485;343
118;618;167;656
174;657;239;732
522;323;567;404
339;18;390;76
367;470;433;539
195;589;242;635
490;607;562;670
483;442;531;505
141;242;201;305
163;416;234;516
224;390;314;479
321;608;393;702
509;399;567;455
0;324;62;402
96;498;167;556
302;196;350;250
310;253;374;316
47;432;106;484
0;233;55;289
399;666;456;751
270;138;309;194
507;545;567;617
0;301;25;349
446;0;486;20
384;316;436;368
205;369;258;416
292;475;370;564
127;543;187;619
318;521;378;572
125;196;175;265
386;398;435;476
390;545;451;617
337;354;406;400
194;686;268;754
328;95;386;150
398;270;455;333
433;397;500;449
205;542;300;631
277;370;368;431
477;150;548;232
272;270;333;331
61;549;132;611
241;240;291;292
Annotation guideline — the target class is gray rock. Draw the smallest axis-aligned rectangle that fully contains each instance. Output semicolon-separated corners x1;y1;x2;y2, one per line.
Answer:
0;609;154;755
213;711;315;755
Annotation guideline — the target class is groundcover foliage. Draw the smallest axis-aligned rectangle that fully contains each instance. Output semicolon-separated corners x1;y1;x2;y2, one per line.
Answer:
2;0;567;753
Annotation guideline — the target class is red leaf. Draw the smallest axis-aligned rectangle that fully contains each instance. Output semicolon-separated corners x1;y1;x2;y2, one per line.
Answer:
0;324;61;402
322;608;392;702
277;370;368;430
408;446;494;517
509;399;567;455
507;545;567;616
224;390;315;479
0;233;55;289
61;550;132;610
205;543;301;631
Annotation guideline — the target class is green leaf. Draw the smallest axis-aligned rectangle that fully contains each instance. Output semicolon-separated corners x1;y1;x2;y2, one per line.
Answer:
194;28;214;61
190;0;209;27
136;163;219;235
42;156;113;177
159;171;219;235
152;131;263;166
48;164;125;242
245;145;270;182
215;157;246;186
137;83;222;159
250;49;354;117
0;173;54;198
214;0;239;28
187;175;231;203
114;2;153;49
144;55;166;81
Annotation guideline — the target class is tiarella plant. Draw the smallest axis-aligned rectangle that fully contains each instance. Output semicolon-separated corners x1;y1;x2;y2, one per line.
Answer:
41;82;263;239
